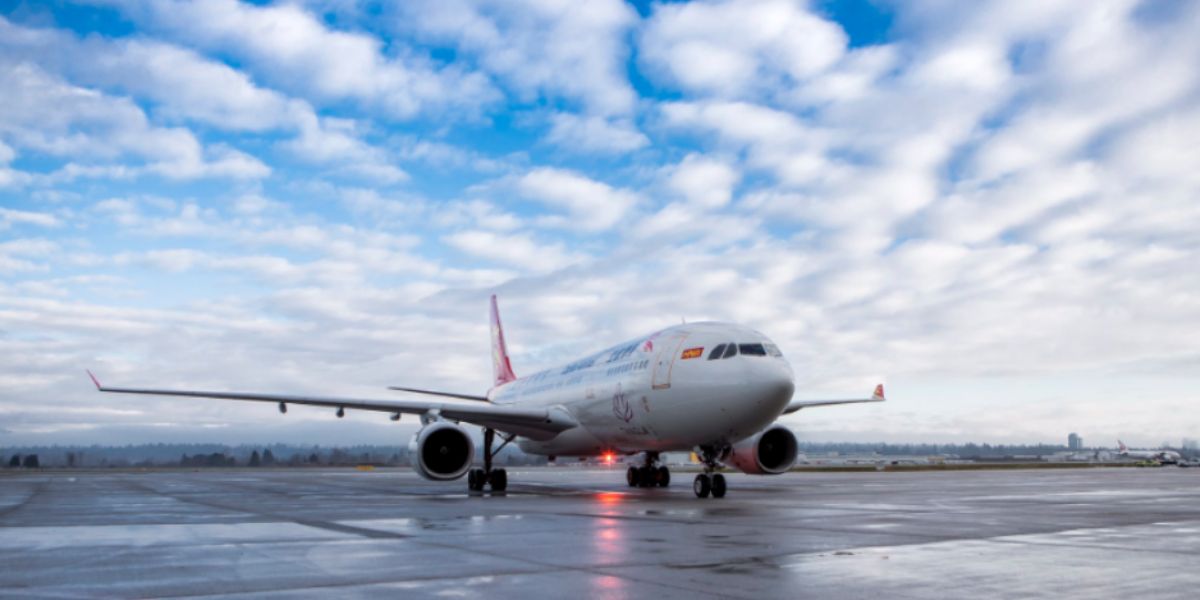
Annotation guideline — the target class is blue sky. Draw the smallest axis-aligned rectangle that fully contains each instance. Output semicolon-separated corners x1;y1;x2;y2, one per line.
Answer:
1;0;1198;448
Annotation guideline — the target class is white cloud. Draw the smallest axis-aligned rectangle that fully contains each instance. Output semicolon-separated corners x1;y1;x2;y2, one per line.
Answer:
0;17;298;132
121;0;497;119
0;239;58;275
926;164;1100;245
909;42;1010;93
0;140;21;187
0;16;406;184
1103;108;1200;191
443;230;583;272
393;137;507;173
429;200;523;232
0;60;269;181
396;0;638;116
544;113;649;154
660;100;829;186
284;115;407;184
640;0;847;99
515;168;640;232
0;207;61;229
788;45;897;106
666;153;740;208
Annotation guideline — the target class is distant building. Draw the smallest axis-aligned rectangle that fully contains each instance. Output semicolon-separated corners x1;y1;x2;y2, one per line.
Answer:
1068;433;1083;450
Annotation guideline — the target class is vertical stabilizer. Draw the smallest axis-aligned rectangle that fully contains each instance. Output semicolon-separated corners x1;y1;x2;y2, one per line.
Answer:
490;295;517;387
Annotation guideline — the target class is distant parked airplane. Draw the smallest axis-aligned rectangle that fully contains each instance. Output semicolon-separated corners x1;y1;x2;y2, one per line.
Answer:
91;296;884;498
1117;440;1182;464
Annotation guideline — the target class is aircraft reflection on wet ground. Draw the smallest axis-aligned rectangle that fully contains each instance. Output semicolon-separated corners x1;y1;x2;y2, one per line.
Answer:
1;467;1198;598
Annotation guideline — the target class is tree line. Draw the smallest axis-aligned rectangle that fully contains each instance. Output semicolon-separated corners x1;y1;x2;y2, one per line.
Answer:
2;442;548;468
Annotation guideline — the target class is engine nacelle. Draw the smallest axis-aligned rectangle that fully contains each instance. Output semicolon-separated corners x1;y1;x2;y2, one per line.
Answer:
409;422;474;481
723;425;798;475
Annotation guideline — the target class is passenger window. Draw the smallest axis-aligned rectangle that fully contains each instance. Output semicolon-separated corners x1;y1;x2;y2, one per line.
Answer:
738;343;767;356
722;343;738;359
708;344;726;360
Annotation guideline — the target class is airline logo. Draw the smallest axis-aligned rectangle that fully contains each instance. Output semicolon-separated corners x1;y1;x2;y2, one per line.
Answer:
681;347;704;359
612;386;633;423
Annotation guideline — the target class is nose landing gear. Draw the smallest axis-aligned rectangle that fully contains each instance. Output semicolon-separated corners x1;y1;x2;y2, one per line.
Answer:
626;452;670;488
468;428;513;493
693;446;727;499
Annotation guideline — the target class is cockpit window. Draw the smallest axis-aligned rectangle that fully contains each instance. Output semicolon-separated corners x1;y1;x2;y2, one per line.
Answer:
708;344;726;360
722;343;738;359
764;343;783;357
738;343;767;356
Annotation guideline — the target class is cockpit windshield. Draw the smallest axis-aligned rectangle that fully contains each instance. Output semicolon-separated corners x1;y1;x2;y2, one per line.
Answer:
707;341;782;360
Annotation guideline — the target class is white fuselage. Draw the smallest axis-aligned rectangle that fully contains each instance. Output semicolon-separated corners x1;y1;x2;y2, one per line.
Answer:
490;322;795;456
1121;449;1182;463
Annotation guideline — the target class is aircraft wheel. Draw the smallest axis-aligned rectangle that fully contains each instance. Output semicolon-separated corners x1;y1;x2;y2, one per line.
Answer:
627;466;639;487
711;473;727;498
658;466;670;487
468;469;485;492
642;466;657;487
490;468;508;492
693;474;711;498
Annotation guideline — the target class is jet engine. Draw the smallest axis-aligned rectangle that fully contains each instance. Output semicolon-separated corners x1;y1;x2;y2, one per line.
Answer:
409;422;475;481
723;425;798;475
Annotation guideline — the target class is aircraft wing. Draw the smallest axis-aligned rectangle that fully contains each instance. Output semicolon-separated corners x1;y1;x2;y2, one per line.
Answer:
87;371;577;441
386;386;488;401
782;384;886;415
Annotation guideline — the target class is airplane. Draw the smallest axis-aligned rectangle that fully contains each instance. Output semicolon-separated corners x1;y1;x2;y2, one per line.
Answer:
89;295;885;498
1117;440;1182;465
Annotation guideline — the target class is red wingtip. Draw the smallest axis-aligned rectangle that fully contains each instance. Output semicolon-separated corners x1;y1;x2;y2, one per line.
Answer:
86;369;102;390
873;384;885;400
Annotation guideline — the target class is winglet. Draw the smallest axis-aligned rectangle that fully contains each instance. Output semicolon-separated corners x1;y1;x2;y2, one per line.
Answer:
490;295;517;387
872;384;885;401
1118;440;1127;452
86;369;103;390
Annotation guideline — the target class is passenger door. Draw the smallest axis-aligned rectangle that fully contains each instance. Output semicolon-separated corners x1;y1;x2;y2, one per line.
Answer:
651;333;689;390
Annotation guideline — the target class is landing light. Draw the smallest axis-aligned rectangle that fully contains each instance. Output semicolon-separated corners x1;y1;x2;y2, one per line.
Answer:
601;452;616;465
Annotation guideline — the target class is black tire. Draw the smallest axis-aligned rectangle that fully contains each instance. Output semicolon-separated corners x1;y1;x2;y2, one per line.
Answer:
658;466;670;487
640;466;655;487
693;474;711;498
467;469;483;492
627;466;639;487
711;473;726;498
491;468;508;492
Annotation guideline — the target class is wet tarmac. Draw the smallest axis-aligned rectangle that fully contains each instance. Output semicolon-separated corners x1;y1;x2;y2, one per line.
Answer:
1;466;1198;599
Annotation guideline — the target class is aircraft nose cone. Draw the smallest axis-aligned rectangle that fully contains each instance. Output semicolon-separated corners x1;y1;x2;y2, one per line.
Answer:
745;360;794;413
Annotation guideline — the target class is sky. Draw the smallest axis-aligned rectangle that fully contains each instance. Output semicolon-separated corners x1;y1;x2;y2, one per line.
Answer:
1;0;1198;449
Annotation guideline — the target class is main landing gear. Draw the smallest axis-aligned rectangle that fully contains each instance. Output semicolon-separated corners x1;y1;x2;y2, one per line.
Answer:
693;446;727;499
626;452;670;488
468;428;513;493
